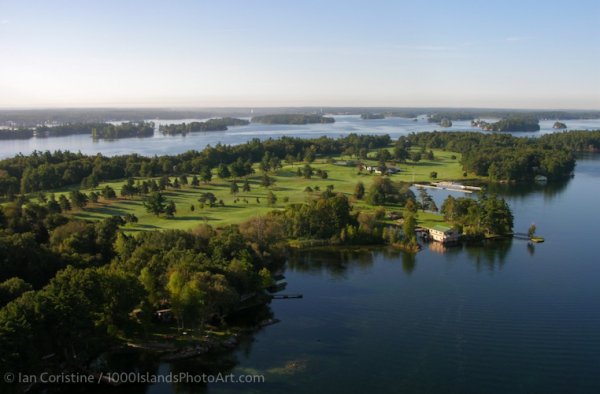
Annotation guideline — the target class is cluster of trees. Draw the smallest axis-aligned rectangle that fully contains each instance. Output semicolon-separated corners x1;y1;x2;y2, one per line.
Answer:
1;134;390;197
404;131;582;181
539;130;600;152
0;122;155;140
159;118;249;135
427;114;453;127
251;114;335;124
441;194;513;237
361;113;385;120
365;177;415;206
39;122;115;137
0;199;290;380
294;164;327;179
3;108;599;129
0;108;230;128
0;129;34;140
421;109;600;122
91;122;155;139
553;121;567;129
1;178;434;381
143;192;176;217
282;193;353;240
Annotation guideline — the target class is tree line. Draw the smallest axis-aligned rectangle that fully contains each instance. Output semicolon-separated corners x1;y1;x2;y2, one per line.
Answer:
402;130;599;181
0;134;391;197
0;121;155;140
250;114;335;124
159;118;249;135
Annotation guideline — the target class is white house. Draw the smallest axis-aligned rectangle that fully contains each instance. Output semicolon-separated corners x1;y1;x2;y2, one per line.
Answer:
428;225;460;243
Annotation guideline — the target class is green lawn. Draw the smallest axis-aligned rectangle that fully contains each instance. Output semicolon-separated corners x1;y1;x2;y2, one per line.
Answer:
35;149;472;232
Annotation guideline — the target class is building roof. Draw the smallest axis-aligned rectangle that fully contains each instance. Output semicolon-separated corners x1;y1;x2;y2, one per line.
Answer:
431;225;453;233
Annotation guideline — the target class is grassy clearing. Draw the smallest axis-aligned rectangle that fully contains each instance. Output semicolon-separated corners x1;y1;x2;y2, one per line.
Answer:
36;149;473;232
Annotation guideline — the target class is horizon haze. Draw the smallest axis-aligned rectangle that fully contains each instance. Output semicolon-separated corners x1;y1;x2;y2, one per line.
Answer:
1;0;599;109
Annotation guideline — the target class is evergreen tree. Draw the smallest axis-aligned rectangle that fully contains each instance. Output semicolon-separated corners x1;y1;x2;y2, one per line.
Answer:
143;192;167;216
230;181;239;195
354;182;365;200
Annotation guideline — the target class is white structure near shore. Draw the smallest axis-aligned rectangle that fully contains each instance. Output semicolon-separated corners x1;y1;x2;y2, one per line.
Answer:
428;225;460;243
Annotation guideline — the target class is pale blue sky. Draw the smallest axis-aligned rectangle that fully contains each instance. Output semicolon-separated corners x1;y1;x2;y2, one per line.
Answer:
1;0;599;108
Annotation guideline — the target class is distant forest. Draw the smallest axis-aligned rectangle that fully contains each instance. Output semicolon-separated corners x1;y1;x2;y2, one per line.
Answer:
1;107;599;128
159;118;249;135
0;122;155;140
251;114;335;125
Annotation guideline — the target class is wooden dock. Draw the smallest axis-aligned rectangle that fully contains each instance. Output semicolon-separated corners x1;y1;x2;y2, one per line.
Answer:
271;294;303;299
513;232;531;240
414;183;473;193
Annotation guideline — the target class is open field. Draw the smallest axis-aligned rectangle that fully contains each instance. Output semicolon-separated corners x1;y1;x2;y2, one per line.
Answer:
37;149;474;232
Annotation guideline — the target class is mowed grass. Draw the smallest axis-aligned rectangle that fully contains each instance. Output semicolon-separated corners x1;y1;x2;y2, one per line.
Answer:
44;149;473;232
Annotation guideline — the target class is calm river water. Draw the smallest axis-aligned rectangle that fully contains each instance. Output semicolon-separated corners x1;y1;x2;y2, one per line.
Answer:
2;116;600;159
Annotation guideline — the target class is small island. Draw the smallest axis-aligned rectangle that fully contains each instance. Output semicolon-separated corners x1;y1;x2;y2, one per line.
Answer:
0;128;34;140
427;114;453;127
439;118;453;127
553;121;567;129
91;122;155;139
159;118;249;135
251;114;335;125
471;116;540;132
361;113;385;120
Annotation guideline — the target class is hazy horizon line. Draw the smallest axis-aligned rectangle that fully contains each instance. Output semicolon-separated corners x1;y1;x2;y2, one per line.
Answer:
1;105;599;112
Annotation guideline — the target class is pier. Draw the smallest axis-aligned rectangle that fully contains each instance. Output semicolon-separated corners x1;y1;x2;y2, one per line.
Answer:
414;183;477;194
271;293;303;299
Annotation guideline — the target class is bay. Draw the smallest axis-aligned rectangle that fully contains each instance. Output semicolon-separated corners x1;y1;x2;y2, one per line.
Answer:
1;116;599;159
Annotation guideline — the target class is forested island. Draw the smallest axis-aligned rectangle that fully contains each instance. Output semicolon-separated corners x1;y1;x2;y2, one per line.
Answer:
91;122;155;139
427;114;453;127
0;122;155;140
361;113;385;120
553;121;567;129
0;128;34;140
471;116;540;132
440;118;452;127
251;114;335;124
159;118;249;135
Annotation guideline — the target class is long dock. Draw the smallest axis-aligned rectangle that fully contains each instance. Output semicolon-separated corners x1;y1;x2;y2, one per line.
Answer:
271;294;303;299
513;232;530;240
414;184;473;193
432;182;482;191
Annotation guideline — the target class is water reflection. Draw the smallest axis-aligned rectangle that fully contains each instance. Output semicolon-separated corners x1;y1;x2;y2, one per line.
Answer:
462;240;512;272
487;178;571;201
287;242;516;277
527;242;535;256
287;248;376;278
401;252;416;274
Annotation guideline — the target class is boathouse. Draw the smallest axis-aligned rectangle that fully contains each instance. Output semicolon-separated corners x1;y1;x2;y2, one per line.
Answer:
428;225;460;243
